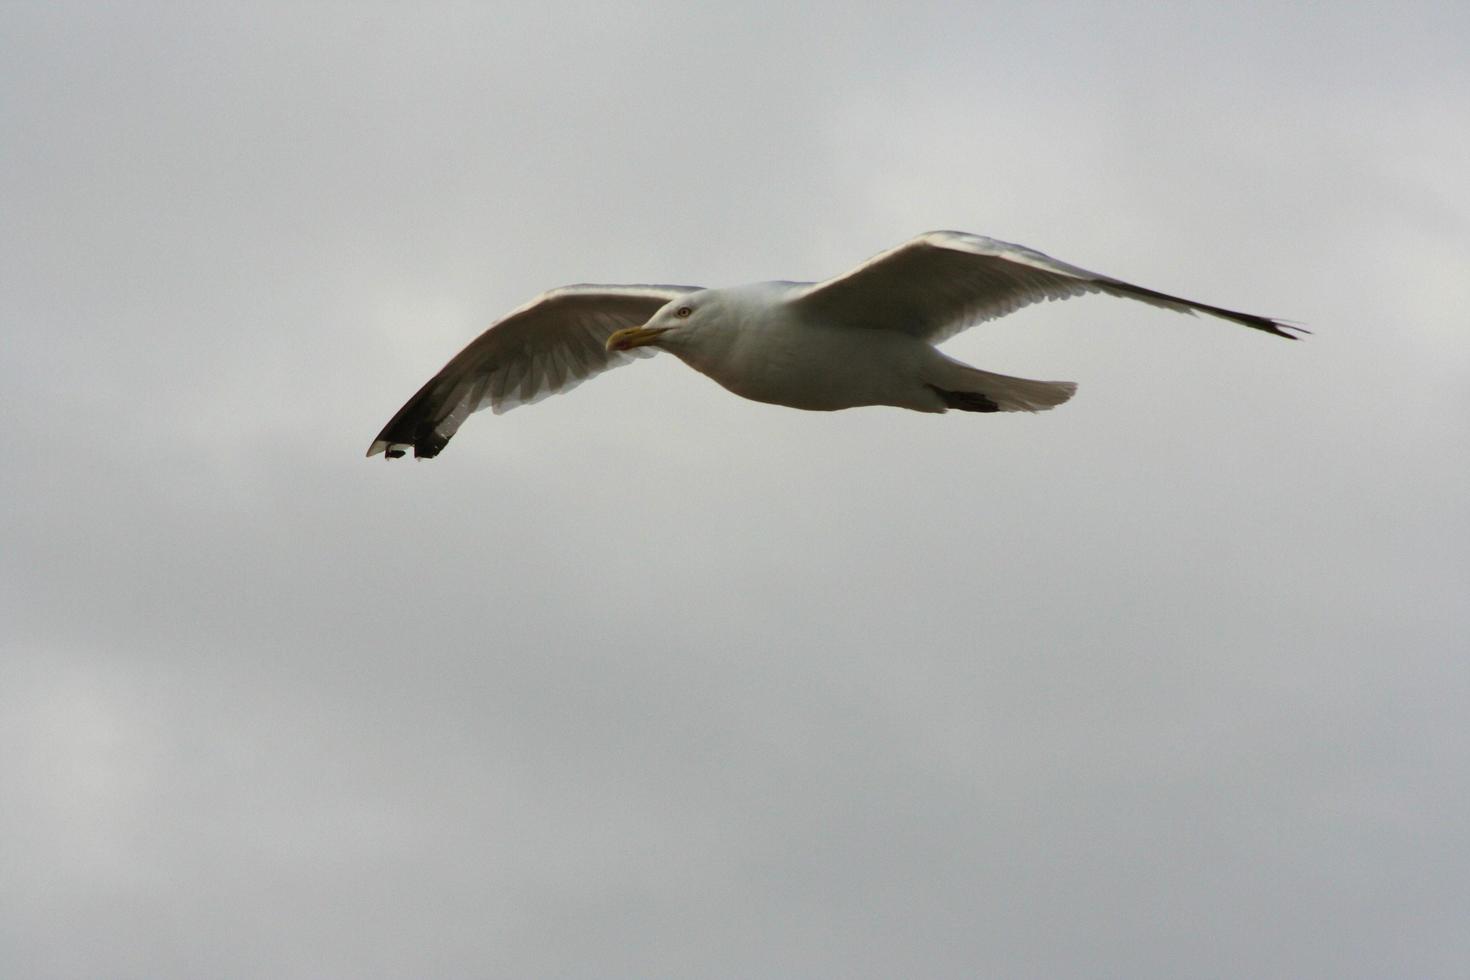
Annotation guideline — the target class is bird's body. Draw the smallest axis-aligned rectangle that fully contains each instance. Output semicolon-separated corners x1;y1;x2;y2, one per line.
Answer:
658;283;939;412
369;231;1300;459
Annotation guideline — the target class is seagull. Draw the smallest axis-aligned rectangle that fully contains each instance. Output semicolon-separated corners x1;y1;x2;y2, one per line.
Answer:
368;231;1301;458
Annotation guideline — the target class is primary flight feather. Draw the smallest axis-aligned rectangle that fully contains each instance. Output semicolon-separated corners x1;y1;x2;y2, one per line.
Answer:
368;231;1301;459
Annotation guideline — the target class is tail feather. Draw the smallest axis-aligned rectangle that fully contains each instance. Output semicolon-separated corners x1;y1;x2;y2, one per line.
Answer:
925;360;1076;414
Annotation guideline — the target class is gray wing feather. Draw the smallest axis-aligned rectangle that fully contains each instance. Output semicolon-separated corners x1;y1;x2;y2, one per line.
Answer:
367;283;700;459
791;231;1302;344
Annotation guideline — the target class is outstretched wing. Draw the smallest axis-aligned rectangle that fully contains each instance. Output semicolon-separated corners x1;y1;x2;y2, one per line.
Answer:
790;231;1303;344
368;283;700;459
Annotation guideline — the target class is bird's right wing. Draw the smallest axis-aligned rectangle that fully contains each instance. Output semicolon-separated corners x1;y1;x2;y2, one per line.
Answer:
367;284;700;459
790;231;1302;344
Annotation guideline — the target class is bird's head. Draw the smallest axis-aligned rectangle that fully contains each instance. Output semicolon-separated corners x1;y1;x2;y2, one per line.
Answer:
605;294;706;352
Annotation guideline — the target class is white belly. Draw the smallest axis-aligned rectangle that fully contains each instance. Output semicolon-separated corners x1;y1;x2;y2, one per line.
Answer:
673;322;940;412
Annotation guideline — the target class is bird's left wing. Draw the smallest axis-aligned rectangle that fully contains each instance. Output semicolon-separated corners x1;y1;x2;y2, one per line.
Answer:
368;283;699;459
790;231;1302;343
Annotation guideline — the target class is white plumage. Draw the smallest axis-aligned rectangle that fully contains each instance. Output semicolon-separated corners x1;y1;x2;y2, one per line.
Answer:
368;231;1300;459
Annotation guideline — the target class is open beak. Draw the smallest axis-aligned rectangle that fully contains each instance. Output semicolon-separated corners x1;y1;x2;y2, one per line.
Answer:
606;325;671;352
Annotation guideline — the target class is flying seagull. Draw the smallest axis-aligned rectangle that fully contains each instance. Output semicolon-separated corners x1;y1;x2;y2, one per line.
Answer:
368;231;1301;459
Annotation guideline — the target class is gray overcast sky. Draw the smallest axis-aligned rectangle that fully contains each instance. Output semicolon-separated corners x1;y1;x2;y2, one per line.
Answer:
3;2;1468;977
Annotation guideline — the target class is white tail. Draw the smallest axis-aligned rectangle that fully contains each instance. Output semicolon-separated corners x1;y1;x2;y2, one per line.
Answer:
923;354;1077;413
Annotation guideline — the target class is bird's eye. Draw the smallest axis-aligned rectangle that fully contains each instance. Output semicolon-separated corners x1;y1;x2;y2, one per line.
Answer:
676;306;692;318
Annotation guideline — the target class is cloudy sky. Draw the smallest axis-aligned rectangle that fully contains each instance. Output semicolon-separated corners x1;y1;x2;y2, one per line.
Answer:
3;2;1467;977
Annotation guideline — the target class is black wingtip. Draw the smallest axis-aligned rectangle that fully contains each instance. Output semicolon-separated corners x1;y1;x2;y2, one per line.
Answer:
410;432;448;459
1226;309;1308;340
367;424;451;460
1207;310;1308;340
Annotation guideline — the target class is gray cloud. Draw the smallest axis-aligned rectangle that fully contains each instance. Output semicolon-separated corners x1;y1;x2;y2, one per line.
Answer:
3;2;1468;977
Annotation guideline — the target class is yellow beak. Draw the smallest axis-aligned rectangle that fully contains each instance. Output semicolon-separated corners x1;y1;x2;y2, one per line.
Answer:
605;325;671;351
